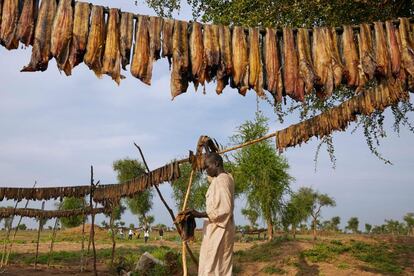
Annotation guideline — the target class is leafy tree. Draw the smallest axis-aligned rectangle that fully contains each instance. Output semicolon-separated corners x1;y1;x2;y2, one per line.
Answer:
346;217;359;234
330;216;341;232
230;112;293;240
384;219;407;236
101;221;108;228
59;197;87;228
129;223;135;229
282;187;314;238
119;221;125;228
171;163;208;210
403;213;414;236
365;223;372;234
306;188;336;240
113;158;153;229
241;208;259;230
17;223;27;230
143;0;414;165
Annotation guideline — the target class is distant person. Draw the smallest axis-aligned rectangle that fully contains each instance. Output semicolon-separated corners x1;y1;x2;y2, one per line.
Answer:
144;228;150;243
119;228;124;239
128;229;134;240
177;153;235;276
159;227;164;240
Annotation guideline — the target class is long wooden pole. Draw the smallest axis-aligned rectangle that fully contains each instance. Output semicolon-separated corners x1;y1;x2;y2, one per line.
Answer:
89;166;97;276
181;169;195;276
1;199;20;268
109;208;116;267
134;143;198;267
80;200;86;272
47;197;62;268
35;201;45;269
4;181;37;266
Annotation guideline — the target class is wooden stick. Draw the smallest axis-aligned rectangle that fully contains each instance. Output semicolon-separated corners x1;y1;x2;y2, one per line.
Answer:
133;143;198;267
109;207;116;267
4;182;37;266
35;201;45;269
1;199;20;268
181;169;195;276
47;197;62;268
89;166;97;276
80;202;86;272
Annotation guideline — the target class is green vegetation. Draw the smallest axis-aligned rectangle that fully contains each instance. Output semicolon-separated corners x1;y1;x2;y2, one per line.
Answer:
59;197;85;228
346;217;360;234
261;265;287;275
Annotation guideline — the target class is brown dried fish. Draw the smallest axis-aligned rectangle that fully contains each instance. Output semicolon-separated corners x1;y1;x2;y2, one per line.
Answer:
385;20;401;78
312;27;334;98
130;15;151;85
65;2;90;75
170;20;189;99
297;28;319;94
51;0;73;72
102;8;123;84
342;25;359;87
21;0;57;72
119;12;133;70
359;23;376;80
161;18;174;64
149;16;162;60
216;25;232;94
399;17;414;78
374;21;390;78
203;24;220;82
189;21;205;90
231;26;249;96
84;5;105;77
0;0;20;49
283;27;304;101
327;28;344;86
263;27;283;102
16;0;38;46
248;27;264;97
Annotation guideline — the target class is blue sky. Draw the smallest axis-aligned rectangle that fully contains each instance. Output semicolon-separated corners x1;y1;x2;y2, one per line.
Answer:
0;0;413;231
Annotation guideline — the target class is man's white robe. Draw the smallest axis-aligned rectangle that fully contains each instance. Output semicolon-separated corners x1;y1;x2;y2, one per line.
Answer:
198;173;235;276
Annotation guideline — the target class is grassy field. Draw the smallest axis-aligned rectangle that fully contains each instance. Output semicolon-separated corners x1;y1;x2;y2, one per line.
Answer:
0;226;413;275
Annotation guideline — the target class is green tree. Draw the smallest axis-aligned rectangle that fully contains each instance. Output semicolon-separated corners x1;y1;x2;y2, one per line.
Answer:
17;223;27;230
230;112;293;240
143;0;414;165
346;217;359;234
330;216;341;232
365;223;372;234
113;158;153;229
171;163;208;210
241;208;259;230
307;189;336;240
403;213;414;236
59;197;86;228
282;187;314;239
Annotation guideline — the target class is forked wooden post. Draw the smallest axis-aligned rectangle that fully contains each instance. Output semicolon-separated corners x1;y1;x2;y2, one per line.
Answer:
35;201;45;269
181;169;195;276
80;202;86;272
89;166;98;276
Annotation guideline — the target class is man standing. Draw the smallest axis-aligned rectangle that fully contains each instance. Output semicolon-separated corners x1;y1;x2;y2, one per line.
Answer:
182;153;235;276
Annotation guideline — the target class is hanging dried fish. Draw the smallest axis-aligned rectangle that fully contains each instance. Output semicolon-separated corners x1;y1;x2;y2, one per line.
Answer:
189;21;205;90
342;25;359;87
51;0;73;72
263;27;283;102
283;27;304;102
21;0;57;72
149;16;162;60
216;25;232;94
102;8;123;84
231;26;249;96
312;27;334;98
65;2;90;75
161;18;174;64
297;28;319;94
359;23;376;80
16;0;38;47
356;33;368;92
399;18;414;78
326;28;344;86
373;21;390;78
130;15;151;85
84;5;105;77
203;24;220;82
394;28;407;83
119;12;133;70
248;27;264;97
0;0;19;49
170;20;189;99
385;20;401;78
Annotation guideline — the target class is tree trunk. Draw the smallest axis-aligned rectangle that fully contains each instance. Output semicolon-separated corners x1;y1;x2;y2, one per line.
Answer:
266;219;273;241
312;218;317;241
292;225;296;240
109;212;116;267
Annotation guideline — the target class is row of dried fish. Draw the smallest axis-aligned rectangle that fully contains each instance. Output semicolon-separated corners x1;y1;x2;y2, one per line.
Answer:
0;161;181;202
0;206;109;219
275;78;410;151
0;0;413;101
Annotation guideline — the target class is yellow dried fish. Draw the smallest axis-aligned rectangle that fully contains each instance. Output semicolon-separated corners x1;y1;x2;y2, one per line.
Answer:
161;18;174;64
203;24;220;82
16;0;38;46
231;26;249;96
170;20;189;99
248;27;264;97
0;0;20;49
263;27;283;102
84;5;105;77
120;12;133;70
149;16;162;60
189;21;205;90
130;15;152;85
216;25;232;94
